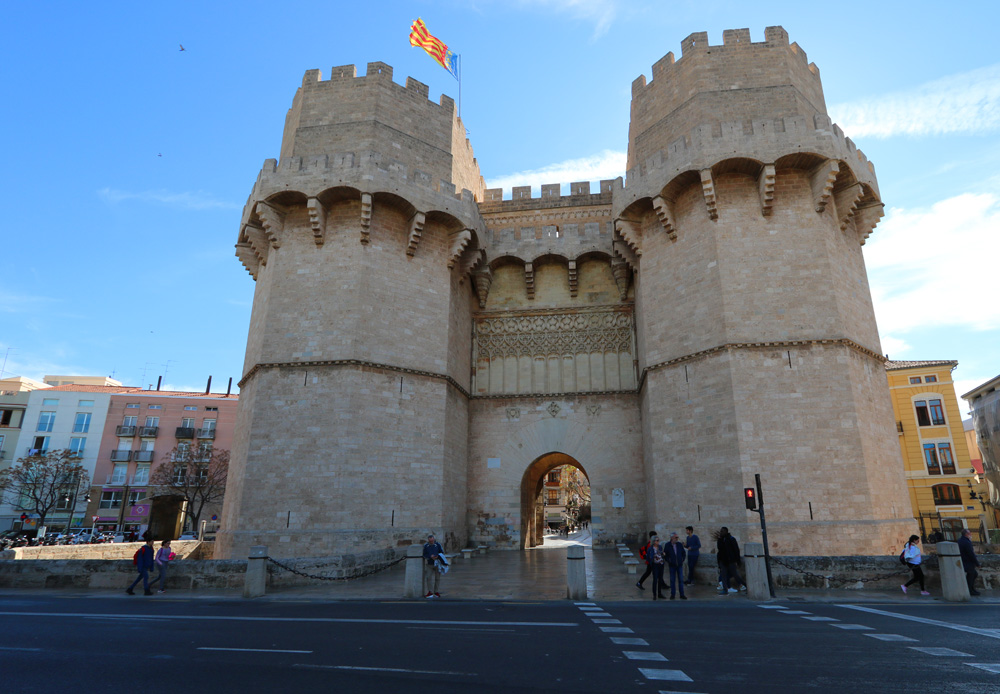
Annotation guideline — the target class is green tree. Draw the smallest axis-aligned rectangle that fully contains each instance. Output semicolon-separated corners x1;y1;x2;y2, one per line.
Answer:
149;444;229;532
0;449;90;530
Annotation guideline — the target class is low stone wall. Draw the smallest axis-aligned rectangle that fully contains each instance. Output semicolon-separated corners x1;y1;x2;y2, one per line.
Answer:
767;554;999;591
264;547;403;587
0;540;207;561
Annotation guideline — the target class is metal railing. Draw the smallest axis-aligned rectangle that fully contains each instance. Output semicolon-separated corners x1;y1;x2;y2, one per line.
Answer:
196;428;216;439
109;449;132;462
116;425;136;437
133;450;155;462
175;427;195;439
139;426;159;437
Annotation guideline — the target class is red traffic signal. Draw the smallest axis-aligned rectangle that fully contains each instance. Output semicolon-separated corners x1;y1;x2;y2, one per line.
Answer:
744;487;757;510
20;513;28;521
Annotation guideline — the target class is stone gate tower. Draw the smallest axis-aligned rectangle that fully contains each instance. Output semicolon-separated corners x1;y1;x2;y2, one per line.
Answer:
217;28;915;560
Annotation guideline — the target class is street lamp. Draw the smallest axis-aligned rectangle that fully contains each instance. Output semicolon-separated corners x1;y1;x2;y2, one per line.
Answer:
62;474;91;534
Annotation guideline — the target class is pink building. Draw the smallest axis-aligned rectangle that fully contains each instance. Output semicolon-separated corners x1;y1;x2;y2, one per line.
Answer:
46;386;239;537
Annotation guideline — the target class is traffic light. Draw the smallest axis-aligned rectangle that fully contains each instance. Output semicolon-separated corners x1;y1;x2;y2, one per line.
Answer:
20;513;27;521
744;487;757;510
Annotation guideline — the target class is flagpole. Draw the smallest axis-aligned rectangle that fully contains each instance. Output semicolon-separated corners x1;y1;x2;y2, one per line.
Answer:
458;54;462;121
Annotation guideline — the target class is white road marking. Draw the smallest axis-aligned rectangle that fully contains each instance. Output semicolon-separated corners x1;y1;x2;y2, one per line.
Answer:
909;647;973;657
966;664;1000;674
585;612;613;617
638;668;693;682
406;626;516;633
831;624;874;630
574;602;596;606
778;610;811;615
0;612;576;628
578;606;603;611
198;647;312;654
0;646;42;652
801;616;839;622
864;634;918;642
757;604;790;609
838;605;1000;640
592;619;622;624
611;637;648;646
294;664;476;677
623;651;667;661
600;626;634;633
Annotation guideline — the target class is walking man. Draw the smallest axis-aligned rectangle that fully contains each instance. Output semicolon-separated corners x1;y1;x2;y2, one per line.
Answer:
958;529;982;596
422;534;445;598
684;526;700;585
665;532;687;599
716;527;745;594
126;537;155;596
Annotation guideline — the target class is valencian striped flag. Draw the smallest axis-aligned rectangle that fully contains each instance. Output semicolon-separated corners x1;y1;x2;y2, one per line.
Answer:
409;18;459;80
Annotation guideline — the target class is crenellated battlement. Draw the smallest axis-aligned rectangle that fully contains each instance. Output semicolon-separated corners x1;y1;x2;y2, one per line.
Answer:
299;62;458;115
479;179;616;209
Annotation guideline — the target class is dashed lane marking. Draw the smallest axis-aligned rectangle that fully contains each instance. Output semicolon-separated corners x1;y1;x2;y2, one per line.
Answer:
831;624;875;630
600;626;634;633
294;664;476;677
592;619;622;624
585;612;613;617
0;647;42;652
966;664;1000;674
838;604;1000;640
757;604;789;609
864;634;918;642
801;616;839;622
406;626;516;633
777;610;811;615
909;647;973;657
198;647;313;654
610;637;648;646
574;602;596;606
638;668;693;682
623;651;668;661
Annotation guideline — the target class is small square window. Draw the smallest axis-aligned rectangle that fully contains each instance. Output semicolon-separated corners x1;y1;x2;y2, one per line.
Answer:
126;403;140;409
184;406;198;411
148;404;162;410
205;406;218;412
925;375;937;383
42;398;59;405
909;377;921;384
78;400;94;407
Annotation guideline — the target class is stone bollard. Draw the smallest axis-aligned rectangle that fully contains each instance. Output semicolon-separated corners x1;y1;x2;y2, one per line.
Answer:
243;545;268;598
461;549;474;560
567;545;587;600
404;544;426;598
744;542;770;601
936;541;970;602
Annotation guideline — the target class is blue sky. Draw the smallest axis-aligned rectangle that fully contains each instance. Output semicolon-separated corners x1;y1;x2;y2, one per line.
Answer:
1;1;997;407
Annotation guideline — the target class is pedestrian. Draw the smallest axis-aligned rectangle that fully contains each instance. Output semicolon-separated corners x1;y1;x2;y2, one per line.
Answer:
684;526;700;585
647;536;667;600
422;534;445;598
716;527;746;594
957;529;982;596
126;537;156;596
900;534;929;595
148;539;175;594
636;531;666;592
665;532;687;600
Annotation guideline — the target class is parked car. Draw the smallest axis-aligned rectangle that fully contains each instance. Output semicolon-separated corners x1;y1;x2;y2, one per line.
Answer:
109;532;127;543
179;530;199;540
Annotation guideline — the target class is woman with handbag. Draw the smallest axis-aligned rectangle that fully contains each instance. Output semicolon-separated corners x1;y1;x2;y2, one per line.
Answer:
901;535;929;596
647;536;667;601
148;539;175;594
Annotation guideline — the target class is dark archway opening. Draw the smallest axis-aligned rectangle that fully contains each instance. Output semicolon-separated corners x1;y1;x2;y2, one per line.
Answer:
520;452;591;550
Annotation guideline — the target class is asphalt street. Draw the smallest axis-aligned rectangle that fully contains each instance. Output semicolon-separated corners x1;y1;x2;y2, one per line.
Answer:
1;594;998;693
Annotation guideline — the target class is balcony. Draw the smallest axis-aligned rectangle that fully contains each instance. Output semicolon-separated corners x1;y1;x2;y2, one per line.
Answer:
116;425;136;437
25;447;47;456
196;428;216;439
0;449;5;459
139;426;159;437
175;427;195;439
129;473;150;486
109;449;132;462
133;450;155;463
104;474;127;485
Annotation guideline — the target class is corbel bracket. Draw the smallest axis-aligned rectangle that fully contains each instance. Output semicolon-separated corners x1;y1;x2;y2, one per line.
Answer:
254;201;285;249
758;164;776;217
406;211;426;257
651;195;677;241
473;267;493;309
834;183;864;231
568;260;578;297
524;262;535;300
306;197;326;246
700;169;718;221
360;193;373;245
811;159;839;213
446;229;473;269
614;218;643;257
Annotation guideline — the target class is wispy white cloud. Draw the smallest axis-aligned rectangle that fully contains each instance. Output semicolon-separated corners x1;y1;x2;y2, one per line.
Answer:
866;191;1000;342
98;188;240;211
0;290;58;314
830;64;1000;138
514;0;621;38
486;150;626;195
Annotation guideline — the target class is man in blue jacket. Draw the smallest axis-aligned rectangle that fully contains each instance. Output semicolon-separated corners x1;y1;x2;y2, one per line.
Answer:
683;526;701;585
664;533;687;599
126;538;155;596
422;534;446;598
958;529;982;596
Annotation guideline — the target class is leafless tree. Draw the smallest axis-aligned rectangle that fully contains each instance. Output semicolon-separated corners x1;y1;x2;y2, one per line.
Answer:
149;444;229;532
0;449;89;529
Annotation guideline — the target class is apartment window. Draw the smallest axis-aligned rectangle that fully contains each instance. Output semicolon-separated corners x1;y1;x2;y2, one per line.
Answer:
205;406;218;412
133;465;150;485
128;490;147;506
184;406;197;411
547;471;560;484
202;418;216;431
923;443;957;475
181;418;195;428
915;399;945;427
37;411;56;432
547;490;559;504
172;465;187;485
175;441;191;461
909;377;921;384
140;439;155;452
932;484;961;505
0;409;12;426
925;375;938;383
110;464;127;484
148;404;162;410
42;398;59;406
144;416;160;427
99;491;123;509
73;412;91;433
122;415;137;427
125;403;139;409
31;435;50;453
69;437;86;457
78;400;94;407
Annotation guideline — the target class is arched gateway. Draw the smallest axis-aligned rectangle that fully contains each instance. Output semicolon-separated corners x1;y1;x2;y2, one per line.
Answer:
520;453;588;549
218;28;916;561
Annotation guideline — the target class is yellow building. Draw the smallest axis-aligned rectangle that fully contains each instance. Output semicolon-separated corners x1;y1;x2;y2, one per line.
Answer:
886;360;988;541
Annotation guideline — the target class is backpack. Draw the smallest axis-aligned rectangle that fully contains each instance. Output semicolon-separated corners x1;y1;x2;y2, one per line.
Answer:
899;548;908;565
639;543;648;560
133;547;141;565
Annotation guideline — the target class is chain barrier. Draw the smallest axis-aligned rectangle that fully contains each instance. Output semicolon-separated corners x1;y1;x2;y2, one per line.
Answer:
768;555;916;587
267;555;404;582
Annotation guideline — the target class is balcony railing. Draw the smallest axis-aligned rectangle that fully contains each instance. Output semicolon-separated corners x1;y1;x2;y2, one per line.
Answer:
25;447;47;456
116;425;136;437
196;428;216;439
133;450;155;463
139;426;159;437
175;427;195;439
105;474;128;485
109;449;132;462
130;474;150;486
0;449;5;459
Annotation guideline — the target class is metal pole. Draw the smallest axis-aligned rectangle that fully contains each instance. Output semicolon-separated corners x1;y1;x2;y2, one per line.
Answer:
754;473;776;598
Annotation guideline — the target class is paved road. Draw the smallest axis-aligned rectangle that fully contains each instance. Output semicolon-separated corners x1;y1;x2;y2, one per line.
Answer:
1;594;998;693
